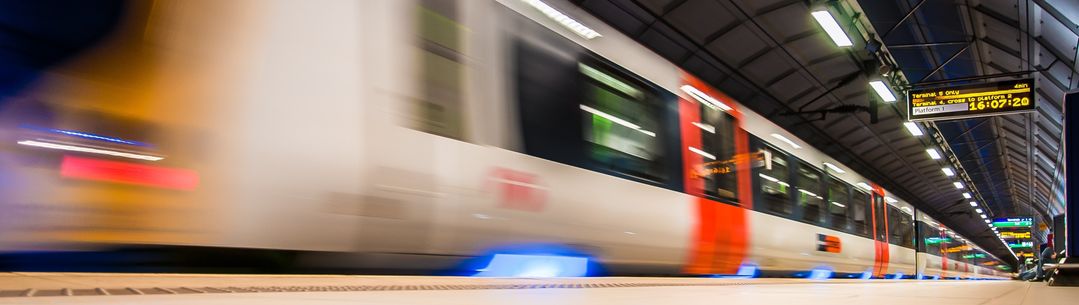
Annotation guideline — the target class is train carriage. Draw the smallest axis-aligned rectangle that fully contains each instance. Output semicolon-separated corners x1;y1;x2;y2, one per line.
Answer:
0;0;1010;279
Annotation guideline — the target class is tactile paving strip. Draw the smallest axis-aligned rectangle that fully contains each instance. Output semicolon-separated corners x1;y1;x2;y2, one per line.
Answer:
0;281;810;298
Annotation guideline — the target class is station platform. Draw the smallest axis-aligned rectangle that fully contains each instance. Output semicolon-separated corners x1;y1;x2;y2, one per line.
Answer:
0;273;1075;304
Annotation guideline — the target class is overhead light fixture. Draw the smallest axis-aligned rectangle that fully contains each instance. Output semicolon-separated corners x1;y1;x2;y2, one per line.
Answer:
903;122;923;136
980;214;987;219
680;85;732;111
975;208;983;213
771;133;802;149
963;193;972;199
984;219;991;223
954;182;964;189
823;162;845;173
830;201;846;208
969;201;978;207
16;140;163;161
856;182;872;190
579;104;655;137
810;10;853;47
884;197;898;203
688;146;716;160
869;80;897;102
926;148;942;159
942;167;955;176
522;0;601;39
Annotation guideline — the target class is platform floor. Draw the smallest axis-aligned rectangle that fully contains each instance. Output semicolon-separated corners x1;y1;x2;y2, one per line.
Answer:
1;273;1076;304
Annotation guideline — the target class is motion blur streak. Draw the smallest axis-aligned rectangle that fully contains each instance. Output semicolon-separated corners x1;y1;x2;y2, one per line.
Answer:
60;156;199;191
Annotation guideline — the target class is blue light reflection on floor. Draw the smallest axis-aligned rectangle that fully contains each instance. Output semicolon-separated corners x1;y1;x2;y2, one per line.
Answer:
473;254;589;277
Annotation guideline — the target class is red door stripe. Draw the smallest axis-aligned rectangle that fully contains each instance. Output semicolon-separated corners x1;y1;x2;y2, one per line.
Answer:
680;74;749;274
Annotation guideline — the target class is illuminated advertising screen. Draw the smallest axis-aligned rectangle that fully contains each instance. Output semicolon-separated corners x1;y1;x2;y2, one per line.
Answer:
908;79;1035;121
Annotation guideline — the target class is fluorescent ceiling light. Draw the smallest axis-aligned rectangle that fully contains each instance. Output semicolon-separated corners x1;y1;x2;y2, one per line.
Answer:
942;167;955;176
975;208;983;213
579;104;655;137
963;192;972;199
856;182;872;190
869;80;897;102
680;85;732;111
688;146;716;160
522;0;601;39
926;148;942;159
692;122;716;133
903;122;923;136
822;162;845;173
884;197;898;203
980;214;987;219
17;140;163;161
969;201;978;207
954;182;964;189
830;201;846;208
770;133;802;149
984;219;991;223
810;10;853;47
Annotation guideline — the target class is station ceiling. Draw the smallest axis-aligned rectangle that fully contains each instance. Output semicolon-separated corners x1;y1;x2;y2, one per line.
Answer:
573;0;1078;264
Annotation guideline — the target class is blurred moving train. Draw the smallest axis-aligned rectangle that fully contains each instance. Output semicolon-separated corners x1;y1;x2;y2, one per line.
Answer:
0;0;1011;279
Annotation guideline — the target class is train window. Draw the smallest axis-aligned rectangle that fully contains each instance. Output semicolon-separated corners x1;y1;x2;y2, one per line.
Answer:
414;0;465;139
850;190;870;236
580;62;668;182
923;224;943;256
795;163;824;225
697;103;738;201
756;146;791;217
887;206;915;248
826;177;849;231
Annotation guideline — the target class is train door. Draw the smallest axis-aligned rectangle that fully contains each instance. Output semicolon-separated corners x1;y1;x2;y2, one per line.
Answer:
870;188;889;278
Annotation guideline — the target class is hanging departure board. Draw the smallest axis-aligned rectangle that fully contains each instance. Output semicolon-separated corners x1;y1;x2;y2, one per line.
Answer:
908;79;1035;121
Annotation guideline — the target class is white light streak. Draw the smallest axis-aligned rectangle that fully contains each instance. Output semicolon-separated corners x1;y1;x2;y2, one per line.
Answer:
522;0;601;39
688;146;716;160
680;85;732;111
692;122;715;133
963;192;972;199
954;182;964;189
823;162;845;173
579;104;655;137
770;133;802;149
16;140;163;161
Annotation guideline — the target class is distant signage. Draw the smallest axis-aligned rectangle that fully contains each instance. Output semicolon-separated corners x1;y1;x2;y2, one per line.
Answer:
908;79;1035;121
992;217;1033;228
962;253;987;259
1000;231;1032;239
1008;241;1034;249
925;237;951;244
945;245;973;253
